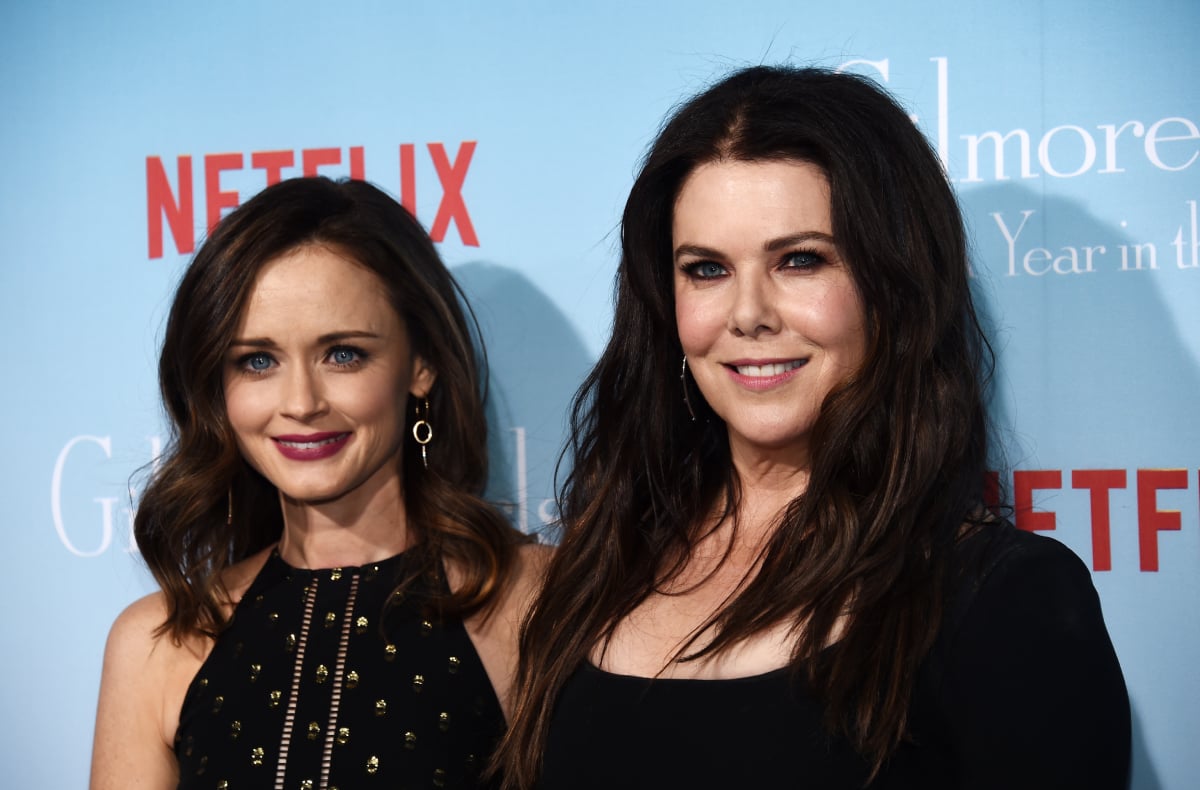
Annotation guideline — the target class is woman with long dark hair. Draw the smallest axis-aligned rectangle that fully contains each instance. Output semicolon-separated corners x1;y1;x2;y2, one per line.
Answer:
91;177;545;789
501;66;1129;788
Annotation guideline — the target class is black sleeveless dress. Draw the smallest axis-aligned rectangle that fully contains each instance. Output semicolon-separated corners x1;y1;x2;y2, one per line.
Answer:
539;524;1130;789
175;549;505;790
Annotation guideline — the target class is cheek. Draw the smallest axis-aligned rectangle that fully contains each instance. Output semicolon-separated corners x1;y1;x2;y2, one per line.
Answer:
338;373;408;432
223;379;261;436
815;293;868;369
674;293;721;356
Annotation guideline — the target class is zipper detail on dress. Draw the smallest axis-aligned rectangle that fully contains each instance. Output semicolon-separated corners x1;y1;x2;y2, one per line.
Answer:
275;576;319;789
318;573;361;789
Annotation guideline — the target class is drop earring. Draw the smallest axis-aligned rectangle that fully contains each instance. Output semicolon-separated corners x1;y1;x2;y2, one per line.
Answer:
681;356;697;422
412;399;433;469
226;487;233;526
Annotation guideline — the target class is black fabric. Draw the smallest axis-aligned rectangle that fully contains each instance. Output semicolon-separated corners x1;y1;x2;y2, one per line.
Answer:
175;549;504;789
539;524;1130;789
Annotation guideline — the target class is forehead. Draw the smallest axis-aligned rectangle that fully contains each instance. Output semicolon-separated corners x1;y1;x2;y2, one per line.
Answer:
237;244;400;333
672;159;832;239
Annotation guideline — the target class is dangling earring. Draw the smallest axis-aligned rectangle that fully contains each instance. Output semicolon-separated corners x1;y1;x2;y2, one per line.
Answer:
412;399;433;469
681;356;696;422
226;487;234;526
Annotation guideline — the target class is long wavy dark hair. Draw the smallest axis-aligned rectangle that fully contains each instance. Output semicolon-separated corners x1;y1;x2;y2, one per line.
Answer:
500;66;993;785
137;176;521;641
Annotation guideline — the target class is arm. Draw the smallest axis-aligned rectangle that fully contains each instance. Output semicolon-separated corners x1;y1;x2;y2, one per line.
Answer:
937;533;1131;789
464;541;555;721
89;594;183;790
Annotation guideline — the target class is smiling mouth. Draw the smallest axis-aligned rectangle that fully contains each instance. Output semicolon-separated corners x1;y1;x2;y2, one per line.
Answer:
731;360;805;377
274;433;350;450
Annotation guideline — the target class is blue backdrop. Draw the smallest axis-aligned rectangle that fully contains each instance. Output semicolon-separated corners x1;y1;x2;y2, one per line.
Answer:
1;1;1197;786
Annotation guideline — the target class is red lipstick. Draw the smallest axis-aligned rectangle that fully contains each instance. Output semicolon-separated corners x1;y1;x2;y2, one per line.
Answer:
272;432;351;461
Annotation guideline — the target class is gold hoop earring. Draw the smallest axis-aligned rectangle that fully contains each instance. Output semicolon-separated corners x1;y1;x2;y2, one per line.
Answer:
681;356;697;422
412;399;433;469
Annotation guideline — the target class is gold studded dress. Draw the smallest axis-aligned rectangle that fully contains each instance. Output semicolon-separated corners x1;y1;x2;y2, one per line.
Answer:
175;549;505;790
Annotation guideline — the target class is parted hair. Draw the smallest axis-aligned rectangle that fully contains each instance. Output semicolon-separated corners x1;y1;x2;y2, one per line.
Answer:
136;176;520;641
500;66;992;785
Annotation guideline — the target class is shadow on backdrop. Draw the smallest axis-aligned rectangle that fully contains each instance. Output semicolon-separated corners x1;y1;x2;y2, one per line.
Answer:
454;261;595;542
962;181;1194;790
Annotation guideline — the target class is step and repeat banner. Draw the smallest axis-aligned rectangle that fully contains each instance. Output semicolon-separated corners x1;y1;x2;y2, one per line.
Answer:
1;1;1196;786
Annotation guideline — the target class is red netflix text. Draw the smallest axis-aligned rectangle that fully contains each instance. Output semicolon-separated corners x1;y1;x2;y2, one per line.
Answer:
986;468;1197;572
146;142;478;259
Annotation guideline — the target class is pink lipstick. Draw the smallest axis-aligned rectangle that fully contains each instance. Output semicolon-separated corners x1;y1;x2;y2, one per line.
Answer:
725;359;807;391
272;432;351;461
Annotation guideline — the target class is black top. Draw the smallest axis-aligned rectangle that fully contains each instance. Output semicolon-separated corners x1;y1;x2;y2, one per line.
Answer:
175;549;504;790
540;524;1131;789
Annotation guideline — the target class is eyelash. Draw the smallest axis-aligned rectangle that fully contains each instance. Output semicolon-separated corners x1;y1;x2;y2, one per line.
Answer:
326;345;368;368
232;345;369;375
680;249;827;279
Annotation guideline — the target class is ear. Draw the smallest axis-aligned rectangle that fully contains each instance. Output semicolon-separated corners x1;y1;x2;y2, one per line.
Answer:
409;355;437;399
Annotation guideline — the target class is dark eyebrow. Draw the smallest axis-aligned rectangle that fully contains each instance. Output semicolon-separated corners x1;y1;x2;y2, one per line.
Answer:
228;331;382;348
228;338;277;349
673;244;724;262
316;331;383;345
763;231;836;252
675;232;837;262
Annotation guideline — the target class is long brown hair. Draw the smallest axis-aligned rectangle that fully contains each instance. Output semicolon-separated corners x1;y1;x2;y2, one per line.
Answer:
136;176;522;640
500;66;994;785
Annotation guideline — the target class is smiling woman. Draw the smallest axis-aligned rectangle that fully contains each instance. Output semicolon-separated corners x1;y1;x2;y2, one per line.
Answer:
499;66;1131;790
673;159;866;463
90;178;546;790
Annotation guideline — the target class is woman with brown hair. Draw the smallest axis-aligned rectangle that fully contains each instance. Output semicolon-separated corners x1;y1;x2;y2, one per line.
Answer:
91;177;545;789
501;66;1130;788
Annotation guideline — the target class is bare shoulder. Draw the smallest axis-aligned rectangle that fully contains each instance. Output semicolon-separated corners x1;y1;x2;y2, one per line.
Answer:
218;544;275;605
499;540;555;619
460;540;554;719
91;548;274;789
91;591;195;789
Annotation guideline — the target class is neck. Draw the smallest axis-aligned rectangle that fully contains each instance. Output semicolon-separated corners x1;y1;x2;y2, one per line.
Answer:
276;475;411;569
728;438;810;525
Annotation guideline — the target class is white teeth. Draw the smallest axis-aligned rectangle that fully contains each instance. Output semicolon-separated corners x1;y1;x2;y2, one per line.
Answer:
280;435;343;449
735;360;804;377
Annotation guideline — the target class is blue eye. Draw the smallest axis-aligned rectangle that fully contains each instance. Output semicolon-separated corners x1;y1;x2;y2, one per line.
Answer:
244;353;273;372
685;261;727;279
783;250;824;269
328;346;365;366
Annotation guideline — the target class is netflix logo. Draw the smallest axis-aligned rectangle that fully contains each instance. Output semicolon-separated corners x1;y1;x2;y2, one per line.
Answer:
145;141;478;259
986;468;1196;573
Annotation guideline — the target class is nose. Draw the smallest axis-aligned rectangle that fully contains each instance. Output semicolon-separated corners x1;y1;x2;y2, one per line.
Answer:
280;364;328;421
728;272;780;338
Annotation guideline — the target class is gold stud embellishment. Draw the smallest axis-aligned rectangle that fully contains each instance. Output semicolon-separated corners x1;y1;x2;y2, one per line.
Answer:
315;664;329;684
346;670;360;689
366;756;380;775
403;732;417;750
250;746;264;766
374;699;387;716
